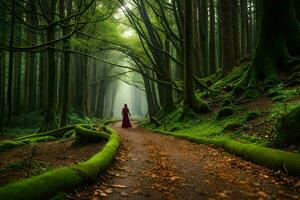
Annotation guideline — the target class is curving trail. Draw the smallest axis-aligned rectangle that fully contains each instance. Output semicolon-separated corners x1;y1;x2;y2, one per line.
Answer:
69;122;299;200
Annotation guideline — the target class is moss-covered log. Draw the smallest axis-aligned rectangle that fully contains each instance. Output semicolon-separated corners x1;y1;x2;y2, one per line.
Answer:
16;125;77;141
74;125;110;145
154;129;300;176
0;127;120;200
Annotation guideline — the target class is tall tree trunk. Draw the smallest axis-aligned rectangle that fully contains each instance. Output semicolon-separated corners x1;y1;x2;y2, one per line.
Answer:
183;0;203;112
220;0;234;74
60;0;72;127
40;0;59;132
6;0;16;124
13;51;21;115
199;0;209;76
0;29;6;130
38;52;47;111
232;0;240;59
241;0;248;56
209;0;217;74
28;0;38;111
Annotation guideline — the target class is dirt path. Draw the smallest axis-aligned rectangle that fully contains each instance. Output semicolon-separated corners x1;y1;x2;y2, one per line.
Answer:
69;122;299;200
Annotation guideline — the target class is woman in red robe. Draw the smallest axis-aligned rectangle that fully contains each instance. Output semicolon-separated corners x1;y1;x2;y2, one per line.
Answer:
122;104;132;128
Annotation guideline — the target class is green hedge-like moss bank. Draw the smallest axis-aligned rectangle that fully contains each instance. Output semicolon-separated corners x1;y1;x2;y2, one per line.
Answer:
0;127;120;200
153;129;300;176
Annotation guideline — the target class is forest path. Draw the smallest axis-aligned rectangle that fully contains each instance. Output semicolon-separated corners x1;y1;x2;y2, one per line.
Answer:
69;122;299;200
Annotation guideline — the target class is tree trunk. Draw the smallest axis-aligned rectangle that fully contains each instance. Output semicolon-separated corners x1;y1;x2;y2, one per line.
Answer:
199;0;209;76
183;0;198;110
6;0;16;124
209;0;217;74
28;0;38;111
39;52;47;111
40;0;59;132
60;0;72;127
242;0;300;97
0;29;6;127
232;0;240;60
220;0;235;74
13;51;22;115
241;0;248;56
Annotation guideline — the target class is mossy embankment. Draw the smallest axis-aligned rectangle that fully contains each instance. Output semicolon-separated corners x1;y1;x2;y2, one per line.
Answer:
0;126;120;200
145;65;300;176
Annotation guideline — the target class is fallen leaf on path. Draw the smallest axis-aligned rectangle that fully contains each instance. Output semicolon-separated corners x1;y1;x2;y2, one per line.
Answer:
105;188;113;194
111;184;128;188
121;191;128;196
170;176;179;181
100;192;108;197
131;189;140;194
257;191;268;198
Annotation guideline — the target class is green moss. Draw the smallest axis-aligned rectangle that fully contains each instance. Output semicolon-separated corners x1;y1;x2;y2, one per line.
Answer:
222;122;242;132
63;130;75;139
197;99;211;113
30;136;56;143
245;87;260;99
0;127;120;200
217;106;235;119
154;129;300;176
17;125;77;141
246;111;261;121
74;125;110;145
211;65;247;91
0;160;27;173
0;140;24;152
275;105;300;146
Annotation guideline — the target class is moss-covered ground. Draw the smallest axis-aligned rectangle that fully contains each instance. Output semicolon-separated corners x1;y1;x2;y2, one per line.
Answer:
143;64;300;175
0;125;120;200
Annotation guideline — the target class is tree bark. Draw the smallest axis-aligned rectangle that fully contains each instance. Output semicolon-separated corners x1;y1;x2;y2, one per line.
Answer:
209;0;217;74
60;0;72;127
220;0;234;74
40;0;59;132
199;0;209;76
241;0;300;97
6;0;16;124
232;0;240;59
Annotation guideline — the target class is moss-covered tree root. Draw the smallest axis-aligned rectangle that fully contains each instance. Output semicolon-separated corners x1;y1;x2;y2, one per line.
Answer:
0;127;120;200
16;125;77;141
154;129;300;176
74;125;110;145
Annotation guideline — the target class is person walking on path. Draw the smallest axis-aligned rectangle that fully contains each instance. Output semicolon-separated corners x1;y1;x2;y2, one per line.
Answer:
121;104;132;128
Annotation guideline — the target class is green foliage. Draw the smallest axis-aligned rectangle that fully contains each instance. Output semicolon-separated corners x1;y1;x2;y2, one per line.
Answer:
0;127;120;200
74;125;110;145
69;113;99;125
222;122;243;132
0;160;27;173
245;111;261;121
211;65;247;91
217;106;235;119
0;140;24;152
275;106;300;147
197;99;211;113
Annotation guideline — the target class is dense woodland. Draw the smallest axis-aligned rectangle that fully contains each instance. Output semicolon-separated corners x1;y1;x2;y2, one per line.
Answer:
0;0;300;199
0;0;299;143
0;0;263;127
